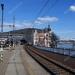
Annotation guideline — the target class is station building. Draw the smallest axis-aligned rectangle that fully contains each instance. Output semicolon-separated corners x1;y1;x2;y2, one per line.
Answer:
33;25;53;47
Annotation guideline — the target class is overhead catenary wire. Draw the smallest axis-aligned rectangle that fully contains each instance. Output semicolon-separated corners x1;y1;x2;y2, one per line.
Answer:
35;0;50;18
41;0;58;17
32;0;49;28
32;0;59;28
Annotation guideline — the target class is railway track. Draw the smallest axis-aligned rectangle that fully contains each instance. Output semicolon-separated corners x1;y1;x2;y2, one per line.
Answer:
24;45;75;75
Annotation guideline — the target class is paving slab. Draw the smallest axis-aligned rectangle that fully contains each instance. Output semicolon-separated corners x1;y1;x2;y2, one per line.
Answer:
5;45;50;75
5;46;28;75
0;47;13;75
20;45;50;75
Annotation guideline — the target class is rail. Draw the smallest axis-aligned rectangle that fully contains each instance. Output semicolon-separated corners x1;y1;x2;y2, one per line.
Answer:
24;45;75;75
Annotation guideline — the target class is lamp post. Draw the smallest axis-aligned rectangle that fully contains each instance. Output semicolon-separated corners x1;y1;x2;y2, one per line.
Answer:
1;4;4;33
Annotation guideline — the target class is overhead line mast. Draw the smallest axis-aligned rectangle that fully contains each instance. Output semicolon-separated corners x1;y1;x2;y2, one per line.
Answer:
1;4;4;33
13;16;15;32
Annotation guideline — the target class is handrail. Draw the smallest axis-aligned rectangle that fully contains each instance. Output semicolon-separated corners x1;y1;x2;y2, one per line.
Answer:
34;46;75;57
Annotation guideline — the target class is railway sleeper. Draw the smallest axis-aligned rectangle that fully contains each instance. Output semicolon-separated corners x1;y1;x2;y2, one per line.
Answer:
25;46;75;75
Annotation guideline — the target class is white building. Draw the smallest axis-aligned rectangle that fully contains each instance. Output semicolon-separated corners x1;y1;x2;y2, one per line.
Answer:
33;26;53;47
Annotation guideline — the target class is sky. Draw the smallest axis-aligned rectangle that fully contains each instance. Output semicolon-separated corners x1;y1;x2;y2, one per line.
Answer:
0;0;75;40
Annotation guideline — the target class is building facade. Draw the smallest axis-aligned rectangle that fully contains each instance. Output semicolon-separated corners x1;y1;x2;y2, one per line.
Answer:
33;26;53;47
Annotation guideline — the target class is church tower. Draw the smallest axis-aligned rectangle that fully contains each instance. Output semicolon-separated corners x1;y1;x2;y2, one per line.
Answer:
48;25;51;31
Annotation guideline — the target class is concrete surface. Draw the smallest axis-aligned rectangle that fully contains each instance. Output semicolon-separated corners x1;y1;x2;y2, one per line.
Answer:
0;47;13;75
4;45;50;75
20;45;50;75
5;46;28;75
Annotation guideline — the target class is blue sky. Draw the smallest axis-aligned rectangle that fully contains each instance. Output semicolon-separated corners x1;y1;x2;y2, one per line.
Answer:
0;0;75;40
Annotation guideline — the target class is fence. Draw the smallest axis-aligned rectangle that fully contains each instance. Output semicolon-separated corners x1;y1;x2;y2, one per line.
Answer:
34;46;75;57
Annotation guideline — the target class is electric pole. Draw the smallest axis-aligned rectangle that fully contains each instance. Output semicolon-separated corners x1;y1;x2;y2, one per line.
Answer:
13;16;15;31
1;4;4;33
13;16;15;48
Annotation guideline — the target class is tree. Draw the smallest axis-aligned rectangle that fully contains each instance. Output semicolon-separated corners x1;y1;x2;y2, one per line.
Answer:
50;32;59;48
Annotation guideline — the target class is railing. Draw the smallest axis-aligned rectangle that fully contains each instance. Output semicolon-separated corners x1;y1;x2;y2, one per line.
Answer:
25;45;75;75
34;46;75;57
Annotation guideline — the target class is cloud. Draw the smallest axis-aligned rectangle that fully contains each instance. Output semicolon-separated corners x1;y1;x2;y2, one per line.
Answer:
20;20;32;28
35;16;58;24
64;5;75;14
56;30;75;40
69;5;75;12
2;16;58;32
2;21;32;31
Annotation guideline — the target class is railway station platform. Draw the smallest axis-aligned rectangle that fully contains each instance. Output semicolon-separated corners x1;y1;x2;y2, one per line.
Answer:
0;45;50;75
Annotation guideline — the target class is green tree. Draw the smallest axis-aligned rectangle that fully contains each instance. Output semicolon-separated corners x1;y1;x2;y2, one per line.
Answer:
50;32;59;48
